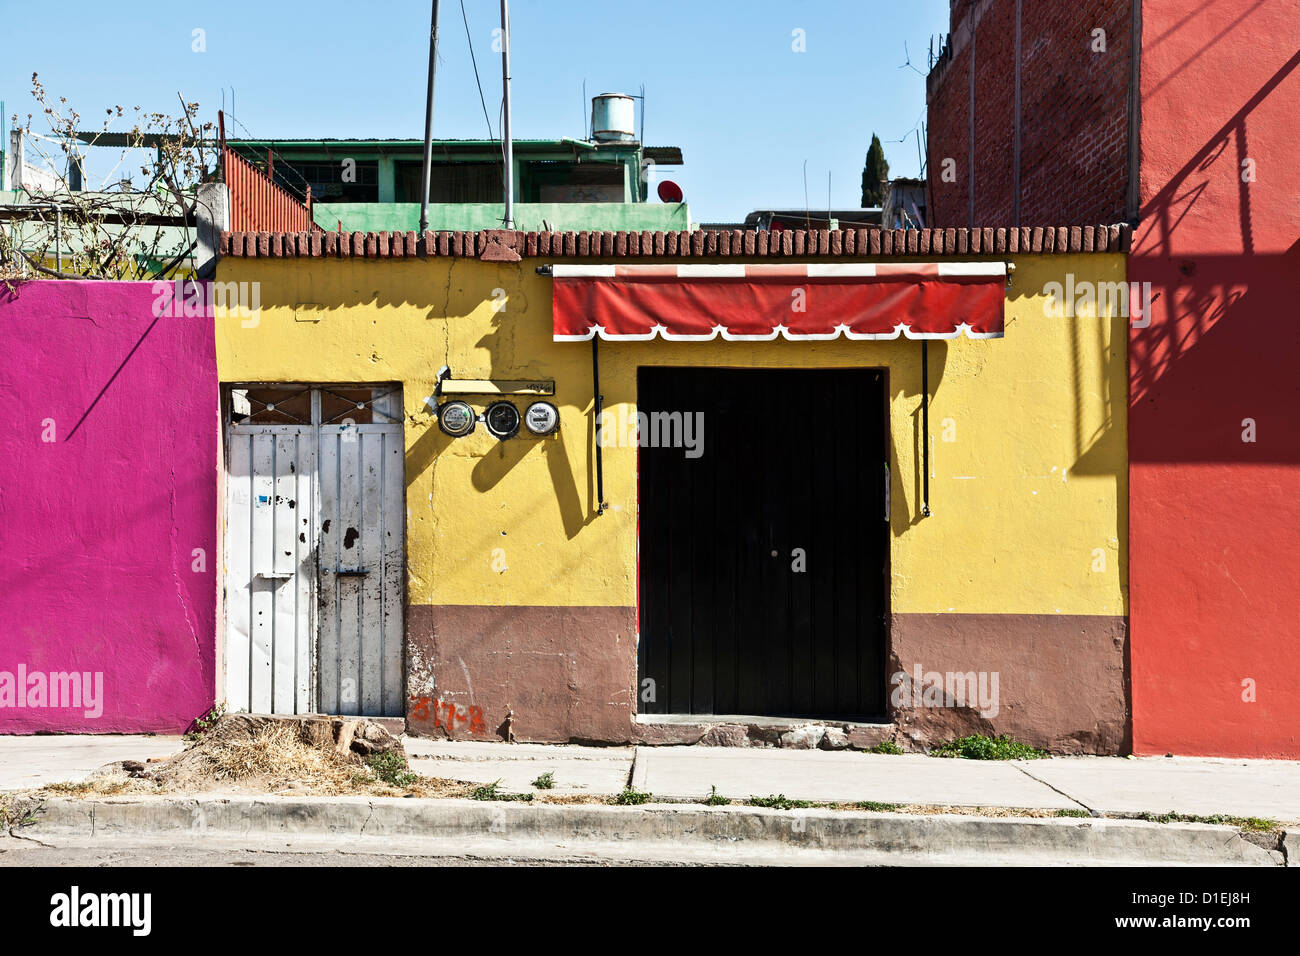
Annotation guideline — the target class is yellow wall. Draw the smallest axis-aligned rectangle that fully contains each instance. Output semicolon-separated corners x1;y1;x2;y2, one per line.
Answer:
215;252;1127;617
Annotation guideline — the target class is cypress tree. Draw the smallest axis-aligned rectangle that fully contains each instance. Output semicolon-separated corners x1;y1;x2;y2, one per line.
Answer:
861;134;890;207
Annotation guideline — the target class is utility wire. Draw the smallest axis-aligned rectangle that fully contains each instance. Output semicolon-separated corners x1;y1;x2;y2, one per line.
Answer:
460;0;506;224
898;40;926;76
461;0;496;141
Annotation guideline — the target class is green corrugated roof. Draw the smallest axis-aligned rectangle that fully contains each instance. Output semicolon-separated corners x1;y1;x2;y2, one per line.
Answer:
225;137;600;149
67;134;681;163
223;138;682;162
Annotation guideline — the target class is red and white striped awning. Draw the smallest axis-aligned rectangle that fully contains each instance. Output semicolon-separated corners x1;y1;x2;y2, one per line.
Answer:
550;262;1006;342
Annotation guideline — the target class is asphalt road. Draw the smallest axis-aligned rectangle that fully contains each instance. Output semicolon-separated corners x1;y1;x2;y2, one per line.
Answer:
0;832;1213;867
0;843;643;866
0;834;756;866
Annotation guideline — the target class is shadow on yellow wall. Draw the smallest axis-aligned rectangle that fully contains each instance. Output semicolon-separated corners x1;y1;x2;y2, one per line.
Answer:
215;252;1127;616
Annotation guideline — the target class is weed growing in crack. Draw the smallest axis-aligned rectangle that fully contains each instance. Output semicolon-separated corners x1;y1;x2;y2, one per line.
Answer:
747;794;813;810
367;751;418;788
611;786;653;805
469;781;533;802
1139;811;1278;832
931;735;1047;760
0;796;43;829
184;703;227;743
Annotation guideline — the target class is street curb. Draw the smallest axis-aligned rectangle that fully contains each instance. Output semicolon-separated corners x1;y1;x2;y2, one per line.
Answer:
15;797;1288;865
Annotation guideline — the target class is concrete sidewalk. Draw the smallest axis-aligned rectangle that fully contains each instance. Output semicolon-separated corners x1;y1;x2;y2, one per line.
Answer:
0;735;185;791
2;734;1298;822
632;748;1300;820
404;738;634;796
634;748;1080;808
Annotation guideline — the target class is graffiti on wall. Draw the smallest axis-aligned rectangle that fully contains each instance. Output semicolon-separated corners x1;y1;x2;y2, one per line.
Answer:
409;695;486;735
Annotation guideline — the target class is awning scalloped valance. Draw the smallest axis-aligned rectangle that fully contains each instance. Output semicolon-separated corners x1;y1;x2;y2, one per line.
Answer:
550;262;1007;342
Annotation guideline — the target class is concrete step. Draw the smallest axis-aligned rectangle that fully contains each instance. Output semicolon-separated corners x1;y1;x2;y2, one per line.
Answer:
17;797;1290;867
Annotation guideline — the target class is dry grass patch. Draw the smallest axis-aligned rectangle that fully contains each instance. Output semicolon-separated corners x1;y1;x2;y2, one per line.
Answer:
535;793;609;806
6;718;477;802
152;721;475;797
41;776;136;797
195;721;360;790
89;715;474;798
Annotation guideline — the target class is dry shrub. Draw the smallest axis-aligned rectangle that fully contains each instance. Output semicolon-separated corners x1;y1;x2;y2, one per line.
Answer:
209;722;360;784
155;721;364;792
146;716;473;797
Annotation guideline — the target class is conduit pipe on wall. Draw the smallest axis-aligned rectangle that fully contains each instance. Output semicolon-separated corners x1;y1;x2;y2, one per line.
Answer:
921;339;931;517
537;264;604;517
592;335;605;516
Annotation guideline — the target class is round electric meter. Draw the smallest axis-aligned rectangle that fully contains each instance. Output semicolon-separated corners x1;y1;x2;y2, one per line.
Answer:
523;401;560;436
437;400;476;437
484;401;522;440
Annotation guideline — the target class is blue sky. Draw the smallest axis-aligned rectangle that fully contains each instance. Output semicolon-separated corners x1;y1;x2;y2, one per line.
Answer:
3;0;950;222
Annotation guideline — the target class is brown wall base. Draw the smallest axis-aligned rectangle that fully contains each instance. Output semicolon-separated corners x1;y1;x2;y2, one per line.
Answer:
889;613;1130;755
406;604;638;744
405;606;1129;754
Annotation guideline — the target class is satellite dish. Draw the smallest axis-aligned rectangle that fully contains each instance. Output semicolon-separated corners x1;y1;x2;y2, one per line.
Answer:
657;180;684;203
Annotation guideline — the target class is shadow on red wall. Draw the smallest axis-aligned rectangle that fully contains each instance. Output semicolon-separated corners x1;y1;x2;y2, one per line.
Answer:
1129;29;1299;756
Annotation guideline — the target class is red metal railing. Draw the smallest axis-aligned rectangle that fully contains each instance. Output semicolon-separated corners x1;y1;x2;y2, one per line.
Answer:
219;112;319;233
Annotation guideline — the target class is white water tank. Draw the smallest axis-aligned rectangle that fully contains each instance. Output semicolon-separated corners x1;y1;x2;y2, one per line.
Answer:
591;93;636;143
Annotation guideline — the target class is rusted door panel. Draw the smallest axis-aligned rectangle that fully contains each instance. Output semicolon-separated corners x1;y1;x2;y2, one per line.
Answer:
317;423;404;717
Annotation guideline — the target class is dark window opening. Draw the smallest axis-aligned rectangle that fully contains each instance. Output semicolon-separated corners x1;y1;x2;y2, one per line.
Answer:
230;386;312;425
523;161;626;203
394;161;504;203
255;159;380;204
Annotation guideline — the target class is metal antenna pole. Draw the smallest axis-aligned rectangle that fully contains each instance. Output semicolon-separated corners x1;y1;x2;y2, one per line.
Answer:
500;0;514;228
418;0;440;236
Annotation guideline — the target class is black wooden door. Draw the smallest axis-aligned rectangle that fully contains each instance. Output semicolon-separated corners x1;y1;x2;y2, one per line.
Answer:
638;367;888;721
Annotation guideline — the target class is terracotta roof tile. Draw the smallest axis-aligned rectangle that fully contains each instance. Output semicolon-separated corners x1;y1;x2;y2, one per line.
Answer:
218;225;1132;261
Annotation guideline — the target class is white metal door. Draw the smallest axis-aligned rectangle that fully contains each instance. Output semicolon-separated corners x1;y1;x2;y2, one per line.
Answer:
225;421;316;715
317;423;405;716
224;385;404;716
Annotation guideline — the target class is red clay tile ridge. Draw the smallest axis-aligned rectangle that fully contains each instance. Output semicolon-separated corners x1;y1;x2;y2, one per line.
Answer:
219;224;1132;260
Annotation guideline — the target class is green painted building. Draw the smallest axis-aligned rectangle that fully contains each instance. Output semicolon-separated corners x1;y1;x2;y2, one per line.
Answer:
224;137;690;233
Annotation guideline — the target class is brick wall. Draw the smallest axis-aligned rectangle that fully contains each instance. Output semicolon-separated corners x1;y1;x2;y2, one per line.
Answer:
926;10;973;227
927;0;1131;227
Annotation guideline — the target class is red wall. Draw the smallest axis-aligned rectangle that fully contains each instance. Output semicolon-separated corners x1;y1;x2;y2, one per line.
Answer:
927;0;1130;227
926;0;1300;756
1130;0;1300;756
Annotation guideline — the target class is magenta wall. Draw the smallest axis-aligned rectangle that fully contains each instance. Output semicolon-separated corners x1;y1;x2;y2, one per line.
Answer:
0;281;217;733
